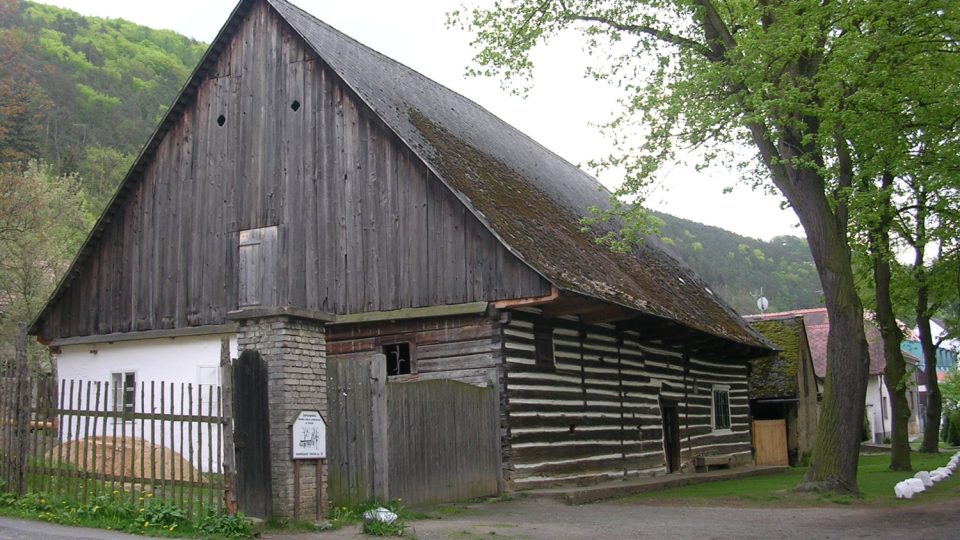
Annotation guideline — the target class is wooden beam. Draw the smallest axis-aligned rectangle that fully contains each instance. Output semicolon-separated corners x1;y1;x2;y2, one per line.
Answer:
328;302;489;325
492;286;560;309
49;323;240;347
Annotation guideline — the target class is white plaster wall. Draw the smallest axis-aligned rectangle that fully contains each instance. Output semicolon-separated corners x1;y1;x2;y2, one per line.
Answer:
865;375;890;442
55;333;238;472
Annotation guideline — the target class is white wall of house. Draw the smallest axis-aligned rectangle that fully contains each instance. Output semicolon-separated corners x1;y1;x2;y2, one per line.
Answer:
865;373;921;442
54;333;238;472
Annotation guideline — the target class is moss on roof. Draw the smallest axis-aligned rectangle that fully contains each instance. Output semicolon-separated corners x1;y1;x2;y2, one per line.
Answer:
749;318;805;399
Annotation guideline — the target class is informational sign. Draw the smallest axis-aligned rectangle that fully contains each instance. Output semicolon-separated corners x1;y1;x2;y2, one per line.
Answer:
291;410;326;459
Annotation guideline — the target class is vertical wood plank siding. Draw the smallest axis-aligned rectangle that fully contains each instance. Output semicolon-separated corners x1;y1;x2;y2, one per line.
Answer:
38;1;549;341
501;311;751;490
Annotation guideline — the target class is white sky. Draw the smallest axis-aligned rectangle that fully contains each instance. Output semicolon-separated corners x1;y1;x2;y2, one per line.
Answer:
40;0;803;241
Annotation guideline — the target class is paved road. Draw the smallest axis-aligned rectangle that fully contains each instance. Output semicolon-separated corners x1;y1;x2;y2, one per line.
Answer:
0;517;139;540
1;495;957;539
267;496;960;540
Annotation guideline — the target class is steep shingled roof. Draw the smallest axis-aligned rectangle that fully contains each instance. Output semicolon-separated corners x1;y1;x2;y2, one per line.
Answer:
32;0;769;352
268;0;767;350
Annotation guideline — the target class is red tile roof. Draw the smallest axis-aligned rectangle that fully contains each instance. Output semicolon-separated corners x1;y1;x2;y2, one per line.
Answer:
745;308;914;378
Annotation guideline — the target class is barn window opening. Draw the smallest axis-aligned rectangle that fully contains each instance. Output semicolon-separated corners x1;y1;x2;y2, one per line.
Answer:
533;323;555;371
111;372;136;414
383;343;412;376
217;114;226;126
291;100;301;111
712;386;731;431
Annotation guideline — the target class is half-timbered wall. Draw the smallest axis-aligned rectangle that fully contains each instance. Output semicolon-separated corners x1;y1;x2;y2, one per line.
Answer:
500;311;751;490
37;1;548;341
326;314;501;387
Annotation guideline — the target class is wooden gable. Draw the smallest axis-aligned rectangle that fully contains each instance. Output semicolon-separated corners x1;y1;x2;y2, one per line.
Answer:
35;0;549;341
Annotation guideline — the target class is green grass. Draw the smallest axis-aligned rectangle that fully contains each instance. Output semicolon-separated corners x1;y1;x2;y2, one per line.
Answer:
624;452;960;507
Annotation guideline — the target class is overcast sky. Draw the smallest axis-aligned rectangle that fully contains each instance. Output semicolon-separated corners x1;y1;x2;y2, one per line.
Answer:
41;0;803;241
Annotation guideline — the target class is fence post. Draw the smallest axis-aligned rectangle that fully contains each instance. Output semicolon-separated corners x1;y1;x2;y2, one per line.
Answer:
220;338;238;514
14;323;30;496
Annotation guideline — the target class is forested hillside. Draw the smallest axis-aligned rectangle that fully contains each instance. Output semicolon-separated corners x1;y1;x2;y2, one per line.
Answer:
652;211;822;315
0;0;822;362
0;0;205;210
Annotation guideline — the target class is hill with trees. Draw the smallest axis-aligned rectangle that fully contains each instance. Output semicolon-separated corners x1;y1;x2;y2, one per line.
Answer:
0;1;822;358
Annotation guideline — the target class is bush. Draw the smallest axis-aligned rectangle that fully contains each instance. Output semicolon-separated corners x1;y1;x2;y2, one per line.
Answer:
942;410;960;446
862;412;871;442
197;510;253;539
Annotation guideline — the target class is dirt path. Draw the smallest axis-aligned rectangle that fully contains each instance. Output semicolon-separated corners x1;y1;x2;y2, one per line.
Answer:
265;495;960;540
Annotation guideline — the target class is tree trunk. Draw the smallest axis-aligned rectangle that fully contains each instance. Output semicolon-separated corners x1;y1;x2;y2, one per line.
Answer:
870;172;911;470
918;293;941;454
875;271;912;469
768;170;870;494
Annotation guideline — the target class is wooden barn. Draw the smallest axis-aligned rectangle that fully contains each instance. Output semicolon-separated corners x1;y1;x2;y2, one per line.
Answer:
30;0;773;516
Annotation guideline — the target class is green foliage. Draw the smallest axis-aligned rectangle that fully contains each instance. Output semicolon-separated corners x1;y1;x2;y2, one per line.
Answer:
0;489;252;538
328;499;415;536
2;1;206;171
197;510;253;539
654;212;820;314
863;412;871;443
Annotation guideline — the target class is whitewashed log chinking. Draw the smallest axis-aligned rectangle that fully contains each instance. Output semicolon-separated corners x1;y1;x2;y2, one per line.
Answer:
29;0;774;503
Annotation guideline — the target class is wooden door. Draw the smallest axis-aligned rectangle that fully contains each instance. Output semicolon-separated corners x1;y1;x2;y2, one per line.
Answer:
753;419;789;466
233;350;272;518
386;379;499;506
661;402;681;473
326;354;386;505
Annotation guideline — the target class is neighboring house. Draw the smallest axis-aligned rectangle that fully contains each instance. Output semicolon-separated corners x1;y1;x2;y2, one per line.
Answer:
29;0;773;516
749;308;921;443
901;326;959;431
746;316;818;465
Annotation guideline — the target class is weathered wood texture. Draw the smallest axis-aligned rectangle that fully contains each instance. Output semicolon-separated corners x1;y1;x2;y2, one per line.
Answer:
233;350;272;518
386;379;499;506
327;314;501;387
501;311;751;490
325;354;379;505
36;1;549;341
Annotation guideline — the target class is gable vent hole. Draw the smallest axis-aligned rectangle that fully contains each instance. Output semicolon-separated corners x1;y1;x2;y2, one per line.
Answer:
291;100;301;111
217;115;226;126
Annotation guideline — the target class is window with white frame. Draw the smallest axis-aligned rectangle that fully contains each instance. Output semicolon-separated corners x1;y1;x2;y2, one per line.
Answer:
712;386;731;430
111;372;136;414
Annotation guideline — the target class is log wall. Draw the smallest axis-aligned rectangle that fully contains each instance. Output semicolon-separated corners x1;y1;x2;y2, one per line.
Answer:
326;314;501;388
500;310;751;490
37;1;548;341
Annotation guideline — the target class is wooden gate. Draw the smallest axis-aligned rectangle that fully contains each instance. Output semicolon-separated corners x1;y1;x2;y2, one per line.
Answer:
326;354;500;506
326;354;385;505
387;379;499;506
233;350;272;518
752;419;788;466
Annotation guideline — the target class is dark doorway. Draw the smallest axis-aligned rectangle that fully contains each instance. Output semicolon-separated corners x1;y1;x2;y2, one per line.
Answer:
661;399;681;473
233;350;272;518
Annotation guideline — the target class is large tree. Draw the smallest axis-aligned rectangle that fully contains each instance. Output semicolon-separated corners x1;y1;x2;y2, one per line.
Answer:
455;0;957;492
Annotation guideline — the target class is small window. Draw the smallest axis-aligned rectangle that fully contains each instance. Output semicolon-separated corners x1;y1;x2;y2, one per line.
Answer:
111;372;136;414
712;387;731;431
533;323;555;371
383;343;412;376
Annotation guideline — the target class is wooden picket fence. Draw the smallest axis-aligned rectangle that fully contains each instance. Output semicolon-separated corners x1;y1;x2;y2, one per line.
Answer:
0;331;236;518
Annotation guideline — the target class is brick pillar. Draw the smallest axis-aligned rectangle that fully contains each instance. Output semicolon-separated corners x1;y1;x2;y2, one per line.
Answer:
234;310;329;518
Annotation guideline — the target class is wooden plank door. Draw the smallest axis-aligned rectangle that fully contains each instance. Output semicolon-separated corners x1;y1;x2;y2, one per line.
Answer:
233;350;272;518
325;353;386;505
753;419;789;466
386;379;499;506
661;402;681;473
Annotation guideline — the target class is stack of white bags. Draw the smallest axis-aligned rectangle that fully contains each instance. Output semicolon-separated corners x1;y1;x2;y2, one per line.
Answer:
894;451;959;499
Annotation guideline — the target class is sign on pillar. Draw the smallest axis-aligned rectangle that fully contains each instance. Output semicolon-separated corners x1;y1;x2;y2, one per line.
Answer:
291;410;326;521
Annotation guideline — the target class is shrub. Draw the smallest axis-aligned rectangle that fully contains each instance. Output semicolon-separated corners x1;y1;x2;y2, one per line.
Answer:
197;510;253;539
